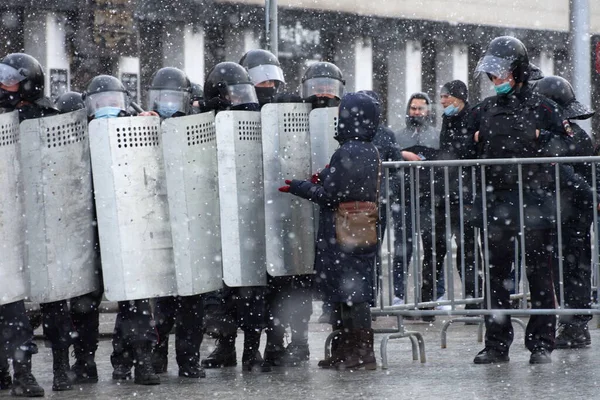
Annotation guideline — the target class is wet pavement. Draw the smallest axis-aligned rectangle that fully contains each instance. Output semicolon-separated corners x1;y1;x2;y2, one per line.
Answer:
1;306;599;400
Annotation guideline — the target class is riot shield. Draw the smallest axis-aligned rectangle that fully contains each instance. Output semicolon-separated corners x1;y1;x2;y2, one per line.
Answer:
309;107;339;232
309;107;339;172
215;111;266;287
0;111;27;305
89;116;176;301
161;112;223;296
261;103;315;277
19;109;99;303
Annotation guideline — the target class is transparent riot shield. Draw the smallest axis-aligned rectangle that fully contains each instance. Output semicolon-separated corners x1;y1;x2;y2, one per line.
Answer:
0;111;27;305
161;112;223;296
19;109;99;303
215;111;266;287
89;116;176;301
309;107;339;172
261;103;315;277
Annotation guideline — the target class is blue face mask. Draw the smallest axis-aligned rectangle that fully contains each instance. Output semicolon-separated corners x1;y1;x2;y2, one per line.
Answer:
494;82;513;95
94;106;122;119
156;104;180;119
443;104;460;116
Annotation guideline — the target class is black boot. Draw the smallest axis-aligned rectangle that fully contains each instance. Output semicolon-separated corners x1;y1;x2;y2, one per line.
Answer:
201;334;237;368
263;325;286;367
152;336;169;374
242;330;271;372
0;358;11;390
111;351;133;381
71;339;98;384
176;344;205;378
282;342;310;366
555;323;591;349
11;354;44;397
133;344;160;385
51;348;73;391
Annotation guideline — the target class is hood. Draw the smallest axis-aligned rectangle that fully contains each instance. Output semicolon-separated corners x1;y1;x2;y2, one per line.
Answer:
405;91;434;127
335;92;379;143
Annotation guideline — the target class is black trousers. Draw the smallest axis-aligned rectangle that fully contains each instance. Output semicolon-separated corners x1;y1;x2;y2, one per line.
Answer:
70;288;103;358
155;295;204;365
203;286;267;337
111;299;157;368
484;225;555;352
553;214;593;326
266;275;313;345
0;300;37;361
40;300;73;350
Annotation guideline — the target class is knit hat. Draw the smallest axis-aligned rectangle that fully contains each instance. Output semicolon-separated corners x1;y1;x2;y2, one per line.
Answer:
441;80;468;102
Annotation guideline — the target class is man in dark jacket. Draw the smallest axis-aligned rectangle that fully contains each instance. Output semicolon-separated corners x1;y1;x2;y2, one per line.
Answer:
534;75;596;349
280;92;380;370
392;92;444;311
428;80;481;310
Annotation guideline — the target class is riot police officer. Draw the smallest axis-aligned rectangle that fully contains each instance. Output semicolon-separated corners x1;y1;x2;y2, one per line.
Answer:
79;75;160;385
200;62;270;371
55;91;85;114
0;52;47;397
138;67;206;379
301;61;345;109
469;37;568;364
190;82;204;114
239;49;312;366
534;75;595;349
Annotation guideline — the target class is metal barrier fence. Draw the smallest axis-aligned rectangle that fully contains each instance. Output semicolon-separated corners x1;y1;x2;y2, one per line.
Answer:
370;156;600;368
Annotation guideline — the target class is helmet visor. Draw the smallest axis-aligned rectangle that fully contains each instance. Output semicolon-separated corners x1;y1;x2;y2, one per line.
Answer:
475;55;515;80
148;89;190;115
247;64;285;86
0;64;26;86
226;84;259;107
85;91;129;117
302;77;344;99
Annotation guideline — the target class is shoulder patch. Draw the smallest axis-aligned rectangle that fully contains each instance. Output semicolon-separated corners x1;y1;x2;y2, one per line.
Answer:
562;120;574;137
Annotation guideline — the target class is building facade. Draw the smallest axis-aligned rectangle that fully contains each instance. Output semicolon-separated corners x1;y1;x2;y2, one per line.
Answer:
1;0;600;134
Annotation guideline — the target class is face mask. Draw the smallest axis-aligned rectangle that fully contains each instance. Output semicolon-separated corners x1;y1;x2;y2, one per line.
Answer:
0;88;21;109
408;115;426;127
494;81;513;96
308;95;340;109
156;104;180;118
255;87;277;105
443;104;460;116
94;106;122;119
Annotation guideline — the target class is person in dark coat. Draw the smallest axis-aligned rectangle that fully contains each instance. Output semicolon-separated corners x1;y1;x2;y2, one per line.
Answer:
430;80;481;310
280;92;380;370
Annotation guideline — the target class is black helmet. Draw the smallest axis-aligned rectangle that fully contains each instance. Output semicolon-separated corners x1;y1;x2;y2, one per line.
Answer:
528;63;544;81
240;49;285;104
190;82;204;102
534;75;595;120
0;53;45;107
147;67;191;118
83;75;130;118
475;36;530;83
204;62;258;107
56;91;85;114
301;62;345;99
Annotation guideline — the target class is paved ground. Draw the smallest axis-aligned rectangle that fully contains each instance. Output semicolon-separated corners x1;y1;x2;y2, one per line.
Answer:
1;306;599;400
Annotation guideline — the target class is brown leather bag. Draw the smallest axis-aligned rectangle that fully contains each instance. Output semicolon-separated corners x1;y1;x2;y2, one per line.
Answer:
335;153;381;252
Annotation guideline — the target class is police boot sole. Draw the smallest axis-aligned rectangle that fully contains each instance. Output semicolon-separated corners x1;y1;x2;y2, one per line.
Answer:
201;358;237;369
112;371;132;381
134;376;161;385
11;386;45;397
52;383;73;391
